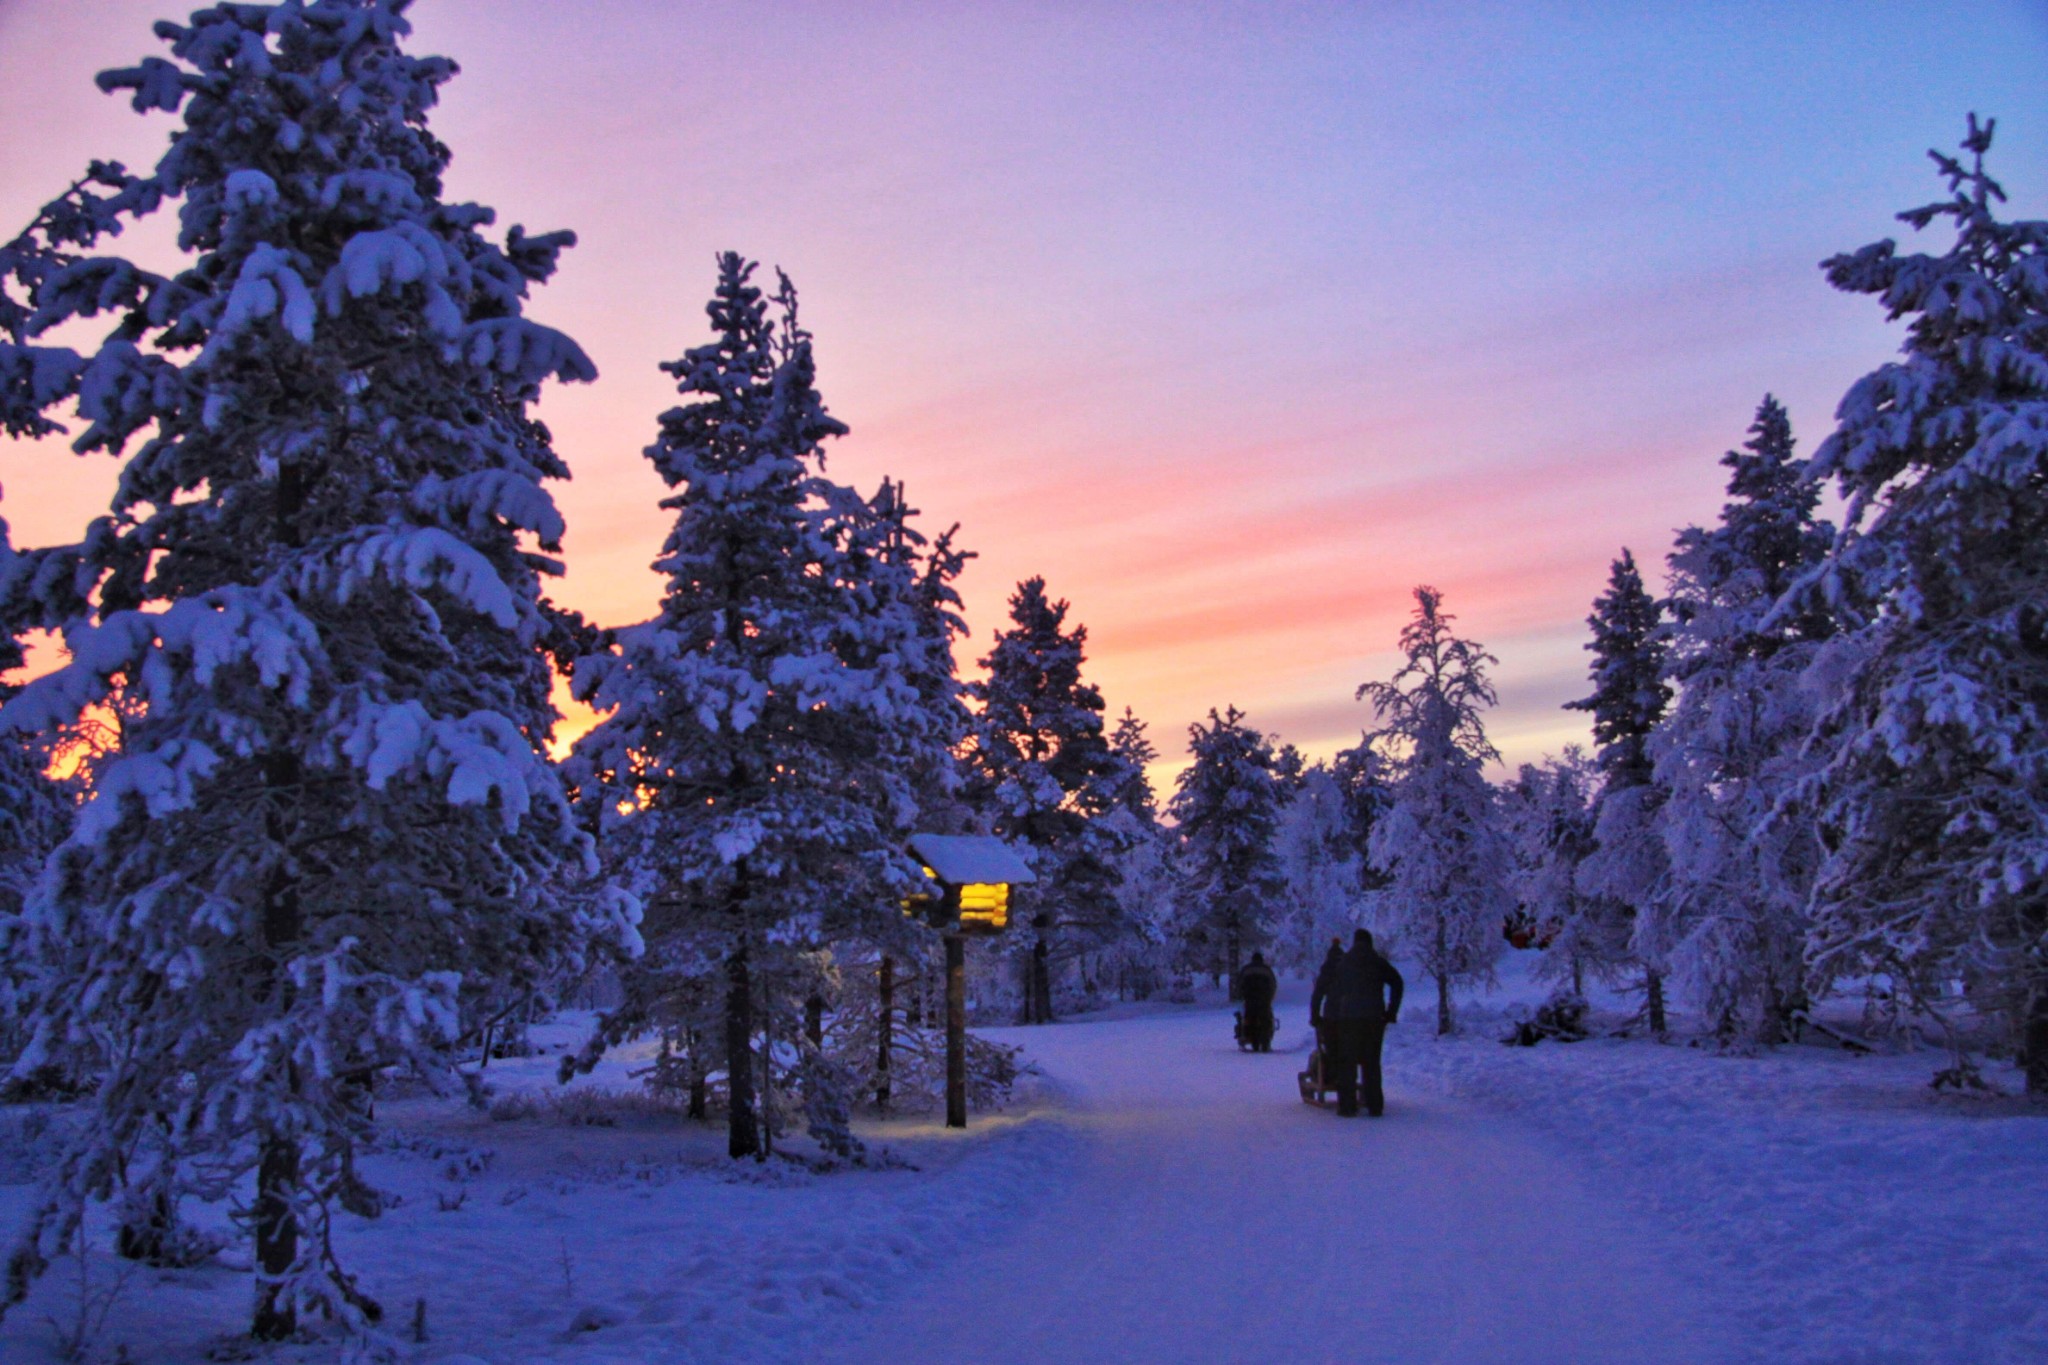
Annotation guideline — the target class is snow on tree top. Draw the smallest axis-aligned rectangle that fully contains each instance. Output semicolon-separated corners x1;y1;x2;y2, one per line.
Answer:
909;833;1037;885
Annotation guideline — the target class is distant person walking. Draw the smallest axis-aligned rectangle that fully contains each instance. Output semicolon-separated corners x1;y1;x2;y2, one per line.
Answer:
1309;929;1404;1117
1238;951;1278;1052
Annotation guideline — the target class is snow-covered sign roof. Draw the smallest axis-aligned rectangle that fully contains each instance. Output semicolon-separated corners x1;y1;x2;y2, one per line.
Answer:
909;834;1037;885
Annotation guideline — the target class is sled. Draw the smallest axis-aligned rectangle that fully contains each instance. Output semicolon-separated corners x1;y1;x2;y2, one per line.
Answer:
1298;1042;1335;1105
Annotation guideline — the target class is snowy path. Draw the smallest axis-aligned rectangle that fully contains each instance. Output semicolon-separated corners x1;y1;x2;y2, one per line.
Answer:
838;988;1730;1365
6;974;2038;1363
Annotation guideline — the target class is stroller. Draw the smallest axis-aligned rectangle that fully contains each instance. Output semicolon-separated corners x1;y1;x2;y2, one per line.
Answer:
1233;1002;1276;1052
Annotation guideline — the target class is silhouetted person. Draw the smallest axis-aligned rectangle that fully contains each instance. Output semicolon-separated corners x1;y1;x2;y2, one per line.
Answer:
1309;940;1342;1035
1238;951;1277;1052
1309;929;1404;1116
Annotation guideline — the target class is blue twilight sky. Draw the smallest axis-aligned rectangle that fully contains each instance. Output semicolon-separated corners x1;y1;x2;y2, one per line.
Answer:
2;1;2045;779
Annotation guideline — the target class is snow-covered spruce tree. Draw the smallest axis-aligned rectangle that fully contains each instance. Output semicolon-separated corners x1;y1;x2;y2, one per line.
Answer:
1359;587;1512;1035
817;476;977;1118
1065;707;1171;1002
1168;706;1285;999
965;577;1136;1022
1566;550;1675;1034
1272;763;1368;974
1331;733;1393;880
1107;705;1160;825
566;254;953;1156
1792;118;2048;1090
869;478;976;828
1504;748;1600;995
0;1;636;1337
1654;397;1836;1044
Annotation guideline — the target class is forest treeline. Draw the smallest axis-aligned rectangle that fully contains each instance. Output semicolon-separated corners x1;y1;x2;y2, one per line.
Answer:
0;1;2040;1342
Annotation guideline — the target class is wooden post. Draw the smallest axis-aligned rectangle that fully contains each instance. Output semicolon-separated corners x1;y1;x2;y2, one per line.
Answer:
876;954;894;1114
945;934;967;1129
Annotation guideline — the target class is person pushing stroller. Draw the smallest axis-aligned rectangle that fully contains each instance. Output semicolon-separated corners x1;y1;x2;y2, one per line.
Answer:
1309;929;1404;1117
1235;951;1278;1052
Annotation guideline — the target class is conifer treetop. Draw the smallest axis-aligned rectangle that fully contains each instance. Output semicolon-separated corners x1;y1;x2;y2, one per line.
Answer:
1358;585;1500;771
1566;552;1668;786
1804;113;2048;630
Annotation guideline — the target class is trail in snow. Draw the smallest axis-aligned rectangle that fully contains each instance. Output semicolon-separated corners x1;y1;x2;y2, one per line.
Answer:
837;981;1731;1365
4;972;2034;1364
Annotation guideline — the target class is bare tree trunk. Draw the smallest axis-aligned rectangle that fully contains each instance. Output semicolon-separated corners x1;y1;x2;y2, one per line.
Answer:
1018;912;1054;1025
876;955;894;1114
725;947;758;1159
2025;976;2048;1097
1225;915;1243;1002
252;1134;300;1339
685;1026;707;1121
1434;905;1452;1036
1763;969;1804;1047
1646;968;1668;1037
804;994;824;1049
760;984;774;1161
253;750;303;1342
944;935;967;1129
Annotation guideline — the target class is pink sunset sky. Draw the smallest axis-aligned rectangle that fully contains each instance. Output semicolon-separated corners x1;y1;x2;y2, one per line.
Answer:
2;1;2045;783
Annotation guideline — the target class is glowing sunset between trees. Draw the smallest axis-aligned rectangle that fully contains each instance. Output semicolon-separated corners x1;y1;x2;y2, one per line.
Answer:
0;3;2044;1359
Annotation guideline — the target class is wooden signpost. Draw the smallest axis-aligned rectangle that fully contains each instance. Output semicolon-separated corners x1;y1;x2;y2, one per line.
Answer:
905;834;1036;1128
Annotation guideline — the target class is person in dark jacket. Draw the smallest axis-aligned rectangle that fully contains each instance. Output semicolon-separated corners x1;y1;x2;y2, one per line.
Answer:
1309;940;1343;1039
1308;929;1404;1117
1238;952;1278;1052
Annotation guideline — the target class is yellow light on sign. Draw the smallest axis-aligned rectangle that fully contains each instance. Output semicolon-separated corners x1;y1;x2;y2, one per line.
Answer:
957;882;1008;932
902;864;942;918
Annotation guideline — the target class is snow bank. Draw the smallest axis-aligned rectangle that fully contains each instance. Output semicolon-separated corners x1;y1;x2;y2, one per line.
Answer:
1400;953;2048;1365
0;1016;1077;1365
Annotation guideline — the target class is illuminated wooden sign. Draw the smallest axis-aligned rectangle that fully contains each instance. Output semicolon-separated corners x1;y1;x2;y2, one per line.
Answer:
906;833;1035;937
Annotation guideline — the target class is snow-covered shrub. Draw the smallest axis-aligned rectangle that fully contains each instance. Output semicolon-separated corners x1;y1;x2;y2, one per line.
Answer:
1502;749;1599;991
829;944;1025;1116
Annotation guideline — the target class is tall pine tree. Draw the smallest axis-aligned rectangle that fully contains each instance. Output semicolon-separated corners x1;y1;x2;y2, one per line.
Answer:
1090;707;1176;1001
1567;550;1675;1033
565;255;954;1155
1359;587;1512;1035
0;1;634;1335
1169;706;1285;999
966;578;1134;1022
1653;398;1835;1043
1795;118;2048;1090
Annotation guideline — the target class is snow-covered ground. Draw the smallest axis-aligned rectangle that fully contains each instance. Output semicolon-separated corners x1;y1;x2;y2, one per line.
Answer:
1;953;2043;1363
